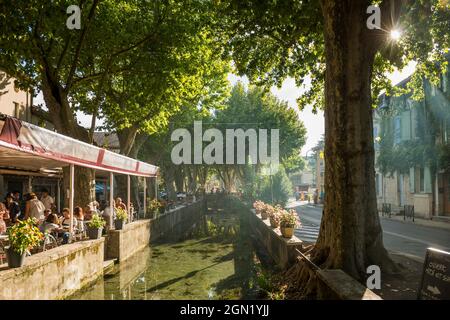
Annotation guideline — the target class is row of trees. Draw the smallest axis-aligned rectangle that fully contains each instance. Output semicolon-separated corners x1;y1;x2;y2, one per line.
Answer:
138;83;306;206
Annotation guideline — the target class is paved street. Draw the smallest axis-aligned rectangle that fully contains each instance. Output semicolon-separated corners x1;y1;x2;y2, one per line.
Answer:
288;200;450;262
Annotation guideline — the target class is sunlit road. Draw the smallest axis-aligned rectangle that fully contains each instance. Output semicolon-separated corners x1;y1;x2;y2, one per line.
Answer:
288;201;450;262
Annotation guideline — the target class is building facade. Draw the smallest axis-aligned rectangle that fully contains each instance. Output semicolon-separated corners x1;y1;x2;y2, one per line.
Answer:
374;64;450;218
0;72;59;202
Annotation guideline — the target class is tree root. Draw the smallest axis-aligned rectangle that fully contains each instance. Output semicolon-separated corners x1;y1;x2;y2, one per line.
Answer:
272;246;320;299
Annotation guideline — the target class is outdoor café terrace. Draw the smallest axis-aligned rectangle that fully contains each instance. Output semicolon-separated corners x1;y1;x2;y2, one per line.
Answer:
0;114;160;298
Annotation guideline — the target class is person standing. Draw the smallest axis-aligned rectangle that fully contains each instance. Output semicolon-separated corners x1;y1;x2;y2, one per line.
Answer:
13;191;25;217
101;201;114;230
24;193;46;222
40;189;54;211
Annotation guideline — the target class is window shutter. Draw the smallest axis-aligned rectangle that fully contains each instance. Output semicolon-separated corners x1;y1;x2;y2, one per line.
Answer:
424;166;432;193
409;167;415;193
394;116;401;144
401;111;411;141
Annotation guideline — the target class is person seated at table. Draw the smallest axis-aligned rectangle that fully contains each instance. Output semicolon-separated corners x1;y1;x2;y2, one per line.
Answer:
88;201;100;215
115;197;127;211
41;214;71;244
0;202;9;234
83;205;93;221
39;213;61;233
5;193;20;224
44;209;51;219
74;206;85;234
60;208;77;230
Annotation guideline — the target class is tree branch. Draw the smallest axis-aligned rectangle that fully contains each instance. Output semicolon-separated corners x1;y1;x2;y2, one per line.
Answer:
65;0;100;91
30;105;53;124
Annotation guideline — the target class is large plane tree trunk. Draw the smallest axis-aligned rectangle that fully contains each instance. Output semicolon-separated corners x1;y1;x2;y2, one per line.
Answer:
314;0;397;280
287;1;400;299
41;70;95;207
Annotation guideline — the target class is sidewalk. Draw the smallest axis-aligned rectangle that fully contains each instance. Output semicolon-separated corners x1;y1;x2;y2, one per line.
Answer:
379;213;450;231
286;198;323;208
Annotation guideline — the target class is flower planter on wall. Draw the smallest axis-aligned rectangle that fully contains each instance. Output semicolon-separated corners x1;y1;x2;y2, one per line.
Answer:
87;227;103;239
280;226;294;239
6;247;26;268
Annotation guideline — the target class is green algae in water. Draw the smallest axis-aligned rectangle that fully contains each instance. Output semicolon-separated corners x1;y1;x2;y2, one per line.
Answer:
70;213;261;300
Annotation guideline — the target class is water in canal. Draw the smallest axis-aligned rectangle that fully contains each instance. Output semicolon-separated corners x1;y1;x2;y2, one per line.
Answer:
70;207;264;300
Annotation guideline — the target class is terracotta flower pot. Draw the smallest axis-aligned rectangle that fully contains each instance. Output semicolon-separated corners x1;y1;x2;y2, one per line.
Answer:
269;217;279;228
280;226;294;239
261;211;269;220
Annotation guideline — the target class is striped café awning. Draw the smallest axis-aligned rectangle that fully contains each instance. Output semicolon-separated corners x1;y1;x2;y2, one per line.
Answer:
0;116;158;177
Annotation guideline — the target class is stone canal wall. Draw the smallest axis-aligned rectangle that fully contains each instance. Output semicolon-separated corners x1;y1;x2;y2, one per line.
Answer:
248;208;303;270
246;200;382;300
106;219;151;261
0;239;104;300
150;199;206;242
106;199;206;261
0;200;207;300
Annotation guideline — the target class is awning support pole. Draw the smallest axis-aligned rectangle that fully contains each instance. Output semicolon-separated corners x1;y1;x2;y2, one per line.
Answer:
109;172;114;229
155;175;158;201
127;175;131;222
28;176;32;193
57;179;61;213
143;177;147;219
69;164;74;235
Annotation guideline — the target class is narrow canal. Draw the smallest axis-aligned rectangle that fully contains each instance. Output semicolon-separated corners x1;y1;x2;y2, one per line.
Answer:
70;202;267;300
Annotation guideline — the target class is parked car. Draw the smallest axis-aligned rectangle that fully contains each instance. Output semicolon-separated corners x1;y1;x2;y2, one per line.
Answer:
159;191;168;200
176;192;186;200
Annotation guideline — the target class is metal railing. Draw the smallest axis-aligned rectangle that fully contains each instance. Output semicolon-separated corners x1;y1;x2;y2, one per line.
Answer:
404;204;415;222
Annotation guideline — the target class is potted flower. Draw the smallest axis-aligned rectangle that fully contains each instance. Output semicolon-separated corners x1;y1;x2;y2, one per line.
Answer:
149;199;167;218
269;206;282;228
114;207;128;230
253;200;264;215
86;214;106;239
260;204;274;220
269;211;280;228
159;199;167;214
279;209;300;239
6;218;44;268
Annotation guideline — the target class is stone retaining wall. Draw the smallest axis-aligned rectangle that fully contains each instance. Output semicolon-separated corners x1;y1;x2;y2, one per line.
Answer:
0;239;104;300
106;219;151;261
249;209;303;270
106;199;206;261
150;199;206;242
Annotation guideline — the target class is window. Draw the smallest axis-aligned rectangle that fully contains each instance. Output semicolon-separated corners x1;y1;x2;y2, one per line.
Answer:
14;102;20;118
376;174;382;196
394;116;401;144
443;119;449;143
430;84;436;96
444;73;448;93
374;126;380;151
440;72;447;92
419;167;425;193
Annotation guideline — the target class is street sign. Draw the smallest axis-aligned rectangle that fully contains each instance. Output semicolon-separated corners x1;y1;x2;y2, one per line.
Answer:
418;248;450;300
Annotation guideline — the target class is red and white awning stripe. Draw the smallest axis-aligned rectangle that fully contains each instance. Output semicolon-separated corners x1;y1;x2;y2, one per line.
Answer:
0;117;158;177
